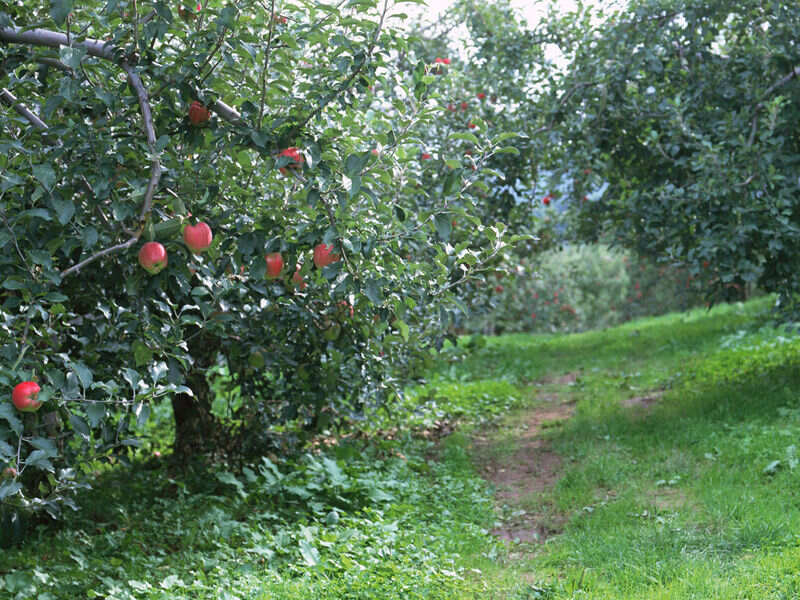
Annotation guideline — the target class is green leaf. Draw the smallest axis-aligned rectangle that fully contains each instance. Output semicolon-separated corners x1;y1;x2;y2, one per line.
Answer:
496;132;521;142
434;213;452;242
133;341;153;367
0;481;23;501
59;46;85;69
71;361;93;389
299;540;320;566
364;279;383;304
450;132;480;145
69;414;90;439
344;152;369;178
50;196;75;225
393;319;409;342
0;403;23;436
50;0;72;25
85;402;106;428
495;146;520;155
32;164;56;191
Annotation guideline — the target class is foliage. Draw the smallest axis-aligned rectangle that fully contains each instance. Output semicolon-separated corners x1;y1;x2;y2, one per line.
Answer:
0;0;521;521
466;244;710;334
542;0;800;310
0;434;503;598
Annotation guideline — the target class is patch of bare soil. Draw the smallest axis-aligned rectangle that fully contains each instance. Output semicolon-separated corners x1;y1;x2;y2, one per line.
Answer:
473;391;575;544
536;371;580;386
621;390;664;411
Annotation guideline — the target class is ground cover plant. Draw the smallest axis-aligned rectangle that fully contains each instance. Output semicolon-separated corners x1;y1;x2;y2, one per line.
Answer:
4;296;800;598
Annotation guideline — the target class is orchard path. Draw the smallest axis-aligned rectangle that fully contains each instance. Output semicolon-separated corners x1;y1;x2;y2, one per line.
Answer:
470;372;581;545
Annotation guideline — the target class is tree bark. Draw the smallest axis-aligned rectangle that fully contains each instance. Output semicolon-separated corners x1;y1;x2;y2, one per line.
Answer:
170;336;220;459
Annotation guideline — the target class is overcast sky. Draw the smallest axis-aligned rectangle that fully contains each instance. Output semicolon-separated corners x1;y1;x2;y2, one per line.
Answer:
399;0;583;28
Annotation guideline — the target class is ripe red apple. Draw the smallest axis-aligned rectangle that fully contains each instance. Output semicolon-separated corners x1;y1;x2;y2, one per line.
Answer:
265;252;284;279
2;466;18;478
460;101;468;110
542;195;551;206
477;92;486;100
421;153;432;160
495;285;504;293
138;242;168;274
183;222;213;253
12;381;41;413
468;122;477;129
313;243;340;269
292;267;307;290
278;147;304;175
188;101;210;126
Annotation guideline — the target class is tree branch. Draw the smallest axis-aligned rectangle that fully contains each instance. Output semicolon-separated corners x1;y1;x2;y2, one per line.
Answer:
0;88;49;130
0;26;114;60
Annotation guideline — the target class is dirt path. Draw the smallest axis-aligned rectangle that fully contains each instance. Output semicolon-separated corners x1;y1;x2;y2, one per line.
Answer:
471;372;579;544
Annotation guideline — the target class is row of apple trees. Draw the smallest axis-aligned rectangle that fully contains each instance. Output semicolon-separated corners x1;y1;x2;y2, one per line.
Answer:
541;0;800;309
0;0;523;527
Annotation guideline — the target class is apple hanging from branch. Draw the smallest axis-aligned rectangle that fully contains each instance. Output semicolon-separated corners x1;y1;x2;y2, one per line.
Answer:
183;222;213;253
313;243;340;269
265;252;284;279
188;101;210;126
12;381;42;413
138;241;168;274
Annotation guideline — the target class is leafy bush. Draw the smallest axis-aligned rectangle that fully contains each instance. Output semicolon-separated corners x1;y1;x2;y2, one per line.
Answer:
469;244;712;334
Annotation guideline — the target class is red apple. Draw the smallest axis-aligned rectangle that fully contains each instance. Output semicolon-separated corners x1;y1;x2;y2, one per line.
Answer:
188;101;210;126
183;222;213;253
278;147;304;175
421;153;432;160
12;381;41;413
2;466;18;478
292;267;307;290
313;243;340;269
265;252;284;279
138;242;168;274
477;92;486;100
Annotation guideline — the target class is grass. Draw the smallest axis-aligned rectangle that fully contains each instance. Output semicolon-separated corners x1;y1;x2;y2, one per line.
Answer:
4;295;800;598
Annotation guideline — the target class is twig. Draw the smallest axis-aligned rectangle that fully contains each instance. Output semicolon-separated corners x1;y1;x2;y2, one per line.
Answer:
61;236;140;277
257;0;276;130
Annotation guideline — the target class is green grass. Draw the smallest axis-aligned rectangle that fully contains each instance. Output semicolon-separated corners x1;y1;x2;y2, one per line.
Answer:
5;296;800;598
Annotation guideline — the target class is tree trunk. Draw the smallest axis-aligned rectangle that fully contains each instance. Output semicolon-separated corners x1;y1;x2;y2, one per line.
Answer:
171;336;220;459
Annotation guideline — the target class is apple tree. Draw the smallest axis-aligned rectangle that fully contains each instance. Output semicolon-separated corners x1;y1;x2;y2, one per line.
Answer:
541;0;800;308
0;0;521;527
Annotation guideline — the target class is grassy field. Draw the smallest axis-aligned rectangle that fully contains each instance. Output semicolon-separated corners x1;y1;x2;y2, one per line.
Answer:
4;296;800;598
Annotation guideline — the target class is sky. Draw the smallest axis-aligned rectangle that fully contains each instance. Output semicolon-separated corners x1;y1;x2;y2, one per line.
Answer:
400;0;584;29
